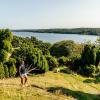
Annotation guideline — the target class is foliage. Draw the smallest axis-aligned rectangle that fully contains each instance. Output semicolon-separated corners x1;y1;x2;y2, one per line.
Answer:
11;36;23;48
81;44;96;66
2;40;12;52
0;29;13;63
58;56;70;66
95;49;100;67
12;44;49;73
4;64;9;78
0;62;5;78
0;50;8;62
46;56;58;70
80;65;96;77
0;29;13;41
70;55;81;71
6;58;16;77
20;28;100;35
50;40;74;57
12;36;51;55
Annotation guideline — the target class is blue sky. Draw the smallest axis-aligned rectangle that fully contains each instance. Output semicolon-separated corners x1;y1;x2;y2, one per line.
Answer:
0;0;100;29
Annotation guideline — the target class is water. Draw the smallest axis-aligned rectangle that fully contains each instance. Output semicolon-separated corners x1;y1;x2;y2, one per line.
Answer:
13;32;99;44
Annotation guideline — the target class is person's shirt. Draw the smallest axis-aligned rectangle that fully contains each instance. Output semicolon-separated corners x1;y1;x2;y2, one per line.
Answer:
19;64;26;74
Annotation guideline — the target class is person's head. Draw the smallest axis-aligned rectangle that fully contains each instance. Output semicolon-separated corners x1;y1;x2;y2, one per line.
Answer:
21;61;24;64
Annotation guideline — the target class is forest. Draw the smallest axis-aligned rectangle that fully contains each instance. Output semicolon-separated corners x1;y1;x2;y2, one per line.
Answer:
0;29;100;78
12;28;100;35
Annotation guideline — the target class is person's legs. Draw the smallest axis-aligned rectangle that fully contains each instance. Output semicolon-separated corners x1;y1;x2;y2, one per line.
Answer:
24;76;27;85
21;77;24;85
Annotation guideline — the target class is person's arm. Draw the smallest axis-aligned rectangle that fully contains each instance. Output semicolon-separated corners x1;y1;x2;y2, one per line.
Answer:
19;66;21;76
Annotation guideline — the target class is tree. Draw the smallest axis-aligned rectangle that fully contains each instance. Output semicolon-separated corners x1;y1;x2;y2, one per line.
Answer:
81;44;96;66
4;64;9;78
58;56;70;66
12;44;49;73
0;50;8;62
46;56;58;70
7;58;16;77
50;40;74;57
96;50;100;67
0;29;13;62
0;62;5;78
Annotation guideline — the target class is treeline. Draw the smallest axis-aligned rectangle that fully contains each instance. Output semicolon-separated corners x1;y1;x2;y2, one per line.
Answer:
12;28;100;35
0;29;100;78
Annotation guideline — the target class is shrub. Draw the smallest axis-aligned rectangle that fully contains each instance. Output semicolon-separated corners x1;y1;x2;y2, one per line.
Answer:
41;56;49;72
69;55;81;71
96;50;100;67
80;65;96;77
2;40;12;52
9;64;16;77
25;48;49;72
58;56;70;66
7;58;16;77
0;62;5;78
46;56;58;70
50;40;74;57
4;64;9;78
81;44;96;66
0;50;8;62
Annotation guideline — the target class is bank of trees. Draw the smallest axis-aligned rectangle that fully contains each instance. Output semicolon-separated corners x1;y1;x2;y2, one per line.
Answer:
0;29;16;78
0;29;100;78
13;28;100;35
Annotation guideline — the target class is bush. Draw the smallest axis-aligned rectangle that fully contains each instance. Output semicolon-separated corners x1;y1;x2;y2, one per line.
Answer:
96;50;100;67
0;50;8;62
58;56;70;66
41;56;49;72
4;64;9;78
0;62;5;78
7;58;16;77
9;64;16;77
2;40;12;52
46;56;58;70
81;44;96;66
25;48;49;72
70;55;81;71
80;65;96;77
50;40;74;57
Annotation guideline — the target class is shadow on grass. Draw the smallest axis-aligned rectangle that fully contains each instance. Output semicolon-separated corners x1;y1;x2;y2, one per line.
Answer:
47;87;100;100
83;77;100;84
31;84;45;90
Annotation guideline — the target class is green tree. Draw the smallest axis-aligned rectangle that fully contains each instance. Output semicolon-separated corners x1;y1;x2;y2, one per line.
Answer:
0;50;8;62
81;44;96;66
58;56;70;66
46;56;58;70
4;64;9;78
0;62;5;78
50;40;74;57
7;58;16;77
96;50;100;67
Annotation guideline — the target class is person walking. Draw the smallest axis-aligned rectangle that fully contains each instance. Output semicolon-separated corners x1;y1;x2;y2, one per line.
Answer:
19;61;28;86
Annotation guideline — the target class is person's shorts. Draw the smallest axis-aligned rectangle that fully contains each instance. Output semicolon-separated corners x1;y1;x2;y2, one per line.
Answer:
20;73;27;78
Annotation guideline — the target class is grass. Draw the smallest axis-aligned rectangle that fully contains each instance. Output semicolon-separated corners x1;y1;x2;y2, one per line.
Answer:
0;71;100;100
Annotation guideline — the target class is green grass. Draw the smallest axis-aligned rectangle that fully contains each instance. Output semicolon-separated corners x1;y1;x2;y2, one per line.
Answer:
0;71;100;100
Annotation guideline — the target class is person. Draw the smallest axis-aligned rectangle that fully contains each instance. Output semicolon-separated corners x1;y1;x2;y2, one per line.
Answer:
19;61;28;86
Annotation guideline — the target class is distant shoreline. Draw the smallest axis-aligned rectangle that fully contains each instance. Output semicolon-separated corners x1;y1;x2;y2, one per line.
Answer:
12;28;100;36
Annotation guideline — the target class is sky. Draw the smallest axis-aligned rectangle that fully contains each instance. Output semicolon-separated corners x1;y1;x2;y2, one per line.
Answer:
0;0;100;29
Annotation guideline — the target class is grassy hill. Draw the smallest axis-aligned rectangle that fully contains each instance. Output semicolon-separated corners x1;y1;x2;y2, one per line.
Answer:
0;71;100;100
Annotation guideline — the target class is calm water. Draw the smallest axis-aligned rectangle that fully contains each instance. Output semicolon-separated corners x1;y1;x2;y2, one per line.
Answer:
13;32;99;44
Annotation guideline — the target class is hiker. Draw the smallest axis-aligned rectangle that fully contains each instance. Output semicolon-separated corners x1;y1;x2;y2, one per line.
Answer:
19;61;28;86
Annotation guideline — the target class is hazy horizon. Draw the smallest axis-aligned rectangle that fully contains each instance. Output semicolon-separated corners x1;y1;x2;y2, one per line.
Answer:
0;0;100;29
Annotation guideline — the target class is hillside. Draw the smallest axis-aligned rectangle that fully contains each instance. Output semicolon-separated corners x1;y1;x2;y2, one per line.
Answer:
0;72;100;100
